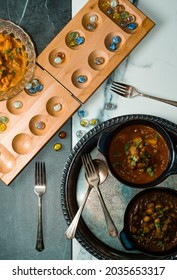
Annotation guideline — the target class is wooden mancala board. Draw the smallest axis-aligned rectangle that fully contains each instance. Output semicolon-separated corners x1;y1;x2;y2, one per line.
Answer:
0;0;154;185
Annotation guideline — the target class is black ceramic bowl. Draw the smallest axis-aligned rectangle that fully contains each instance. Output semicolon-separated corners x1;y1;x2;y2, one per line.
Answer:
121;187;177;256
97;119;177;188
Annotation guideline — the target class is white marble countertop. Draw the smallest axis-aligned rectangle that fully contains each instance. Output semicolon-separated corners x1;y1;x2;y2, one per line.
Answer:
71;0;177;259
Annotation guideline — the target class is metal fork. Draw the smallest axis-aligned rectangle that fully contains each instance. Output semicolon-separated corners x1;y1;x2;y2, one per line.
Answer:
34;162;46;251
82;154;118;237
111;82;177;107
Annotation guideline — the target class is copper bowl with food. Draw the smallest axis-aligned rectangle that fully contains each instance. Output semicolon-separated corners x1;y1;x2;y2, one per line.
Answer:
97;119;177;188
0;19;36;101
121;187;177;256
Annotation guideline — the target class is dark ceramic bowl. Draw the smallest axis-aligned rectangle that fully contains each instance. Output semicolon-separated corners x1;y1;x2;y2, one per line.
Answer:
120;187;177;256
97;119;177;188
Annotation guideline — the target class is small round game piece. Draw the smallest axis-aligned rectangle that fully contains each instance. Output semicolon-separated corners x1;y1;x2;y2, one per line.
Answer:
94;57;105;65
13;101;23;109
0;123;7;132
89;119;98;126
53;143;62;151
110;0;119;8
77;75;87;83
89;14;98;23
58;131;66;139
76;130;85;138
35;121;45;130
78;110;87;118
0;115;9;124
53;103;62;112
128;22;138;30
80;119;89;127
112;35;120;44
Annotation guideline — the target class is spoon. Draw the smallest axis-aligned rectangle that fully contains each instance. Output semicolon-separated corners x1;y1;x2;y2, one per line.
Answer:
65;159;108;239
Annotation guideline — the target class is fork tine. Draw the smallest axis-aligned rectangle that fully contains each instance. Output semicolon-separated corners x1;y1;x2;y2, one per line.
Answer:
35;162;46;186
112;81;128;89
110;86;126;97
42;162;46;185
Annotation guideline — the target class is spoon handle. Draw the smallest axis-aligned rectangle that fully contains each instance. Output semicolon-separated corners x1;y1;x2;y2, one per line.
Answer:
65;185;92;239
94;185;118;237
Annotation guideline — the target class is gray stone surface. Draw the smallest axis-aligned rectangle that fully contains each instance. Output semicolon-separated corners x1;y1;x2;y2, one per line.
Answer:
0;0;72;260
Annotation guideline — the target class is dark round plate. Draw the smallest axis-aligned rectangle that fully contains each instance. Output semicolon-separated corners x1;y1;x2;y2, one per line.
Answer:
61;114;177;260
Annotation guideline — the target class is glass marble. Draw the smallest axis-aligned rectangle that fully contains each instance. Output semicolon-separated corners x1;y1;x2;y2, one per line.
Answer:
53;103;62;112
25;82;33;90
76;130;86;138
80;119;89;127
113;12;120;19
116;4;125;13
53;143;62;151
109;43;117;51
0;123;7;132
13;101;23;109
94;57;105;65
77;75;87;83
89;119;98;126
78;110;87;118
102;1;110;9
58;131;67;139
127;15;136;23
35;121;45;130
89;14;98;23
86;23;97;31
128;22;138;30
112;36;120;44
54;57;62;64
0;116;9;124
69;31;79;40
110;0;119;8
120;11;129;19
25;79;43;94
120;21;127;27
75;36;85;45
107;7;113;14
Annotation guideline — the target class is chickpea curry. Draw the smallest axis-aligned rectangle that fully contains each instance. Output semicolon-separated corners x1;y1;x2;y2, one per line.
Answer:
0;33;28;92
108;124;169;184
127;189;177;253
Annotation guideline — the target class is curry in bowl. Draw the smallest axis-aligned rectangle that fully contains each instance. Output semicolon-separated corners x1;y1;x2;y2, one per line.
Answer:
97;119;175;187
0;19;36;101
124;187;177;255
109;124;169;184
0;33;28;92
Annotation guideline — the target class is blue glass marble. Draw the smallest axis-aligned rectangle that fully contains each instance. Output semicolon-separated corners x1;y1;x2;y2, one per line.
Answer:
29;87;37;94
109;43;117;51
112;36;120;44
75;36;85;45
77;75;87;83
106;7;113;14
128;22;137;30
78;110;87;118
35;84;43;92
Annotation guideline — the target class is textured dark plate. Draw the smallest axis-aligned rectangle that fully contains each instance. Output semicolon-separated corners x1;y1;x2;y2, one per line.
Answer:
61;114;177;260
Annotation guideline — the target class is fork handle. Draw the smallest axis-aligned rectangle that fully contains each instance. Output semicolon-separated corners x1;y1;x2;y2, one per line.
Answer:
36;196;44;251
140;93;177;107
95;186;118;238
65;185;92;239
